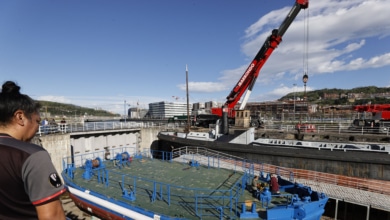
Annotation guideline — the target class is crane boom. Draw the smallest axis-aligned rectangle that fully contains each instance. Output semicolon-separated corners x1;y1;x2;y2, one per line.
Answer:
211;0;308;118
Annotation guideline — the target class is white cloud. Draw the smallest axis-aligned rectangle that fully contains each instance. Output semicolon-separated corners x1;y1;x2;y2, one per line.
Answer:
343;40;365;53
240;0;390;90
37;95;71;103
177;82;227;93
36;95;166;114
250;84;314;102
366;53;390;68
175;0;390;102
317;52;390;73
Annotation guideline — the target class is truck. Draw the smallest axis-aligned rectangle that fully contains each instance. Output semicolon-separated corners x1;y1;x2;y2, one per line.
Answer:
196;0;309;132
349;104;390;133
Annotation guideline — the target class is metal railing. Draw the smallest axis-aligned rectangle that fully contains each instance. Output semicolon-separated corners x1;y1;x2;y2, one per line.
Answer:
262;123;390;136
37;121;165;136
293;169;390;212
174;147;390;211
62;146;250;219
164;120;390;136
293;169;390;196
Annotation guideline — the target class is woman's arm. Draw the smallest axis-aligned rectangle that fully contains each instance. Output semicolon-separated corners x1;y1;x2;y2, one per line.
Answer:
36;198;66;220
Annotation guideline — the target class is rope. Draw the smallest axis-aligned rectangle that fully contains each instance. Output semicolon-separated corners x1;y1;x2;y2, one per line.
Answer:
302;8;310;76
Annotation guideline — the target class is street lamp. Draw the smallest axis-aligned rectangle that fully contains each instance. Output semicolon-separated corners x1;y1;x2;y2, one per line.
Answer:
302;73;309;122
302;73;308;102
293;83;296;121
124;100;127;123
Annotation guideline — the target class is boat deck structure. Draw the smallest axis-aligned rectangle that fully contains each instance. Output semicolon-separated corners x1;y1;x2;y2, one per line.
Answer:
62;146;328;220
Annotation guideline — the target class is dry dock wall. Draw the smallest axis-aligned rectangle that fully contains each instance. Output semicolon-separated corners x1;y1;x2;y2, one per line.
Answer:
36;127;161;174
34;134;71;177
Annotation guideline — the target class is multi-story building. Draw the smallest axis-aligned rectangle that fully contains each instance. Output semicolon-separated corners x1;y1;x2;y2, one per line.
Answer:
128;107;148;119
192;101;221;115
323;93;340;100
148;101;192;119
245;101;310;121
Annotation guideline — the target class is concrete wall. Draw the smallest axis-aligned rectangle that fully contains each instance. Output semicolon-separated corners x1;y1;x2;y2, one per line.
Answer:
230;128;255;144
140;127;161;151
37;127;161;174
235;110;251;128
37;134;71;175
70;131;139;154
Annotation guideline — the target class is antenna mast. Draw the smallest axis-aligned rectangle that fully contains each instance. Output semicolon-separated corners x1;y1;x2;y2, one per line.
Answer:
185;64;190;133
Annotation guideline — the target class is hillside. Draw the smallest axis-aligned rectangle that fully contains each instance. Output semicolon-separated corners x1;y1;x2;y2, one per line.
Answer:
279;86;390;105
36;86;390;119
38;100;120;118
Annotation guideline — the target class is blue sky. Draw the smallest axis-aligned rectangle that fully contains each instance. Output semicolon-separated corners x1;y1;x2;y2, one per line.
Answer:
1;0;390;114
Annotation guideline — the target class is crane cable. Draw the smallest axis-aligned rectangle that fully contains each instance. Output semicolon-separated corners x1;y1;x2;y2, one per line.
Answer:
303;7;309;77
302;7;310;103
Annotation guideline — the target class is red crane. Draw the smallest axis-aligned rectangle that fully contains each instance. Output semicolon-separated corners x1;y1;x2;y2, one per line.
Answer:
211;0;309;123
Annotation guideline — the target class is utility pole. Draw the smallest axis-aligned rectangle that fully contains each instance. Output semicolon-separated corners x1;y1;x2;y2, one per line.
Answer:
293;83;296;122
185;64;190;133
124;100;127;123
303;73;309;122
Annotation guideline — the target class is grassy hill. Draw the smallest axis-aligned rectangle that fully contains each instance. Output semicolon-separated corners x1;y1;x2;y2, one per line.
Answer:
279;86;390;105
37;86;390;120
38;100;120;119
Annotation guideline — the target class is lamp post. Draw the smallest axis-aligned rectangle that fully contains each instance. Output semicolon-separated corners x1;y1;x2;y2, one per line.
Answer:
302;73;309;122
124;100;127;123
302;73;308;102
185;64;190;133
293;83;296;122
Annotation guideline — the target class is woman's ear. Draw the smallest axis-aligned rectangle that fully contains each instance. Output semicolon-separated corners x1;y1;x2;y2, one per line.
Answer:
14;110;25;126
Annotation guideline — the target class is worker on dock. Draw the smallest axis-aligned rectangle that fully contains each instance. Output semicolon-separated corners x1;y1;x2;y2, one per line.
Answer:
270;174;280;194
252;175;259;192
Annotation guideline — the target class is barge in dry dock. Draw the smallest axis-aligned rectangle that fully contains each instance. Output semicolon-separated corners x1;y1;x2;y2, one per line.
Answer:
157;127;390;181
62;146;328;219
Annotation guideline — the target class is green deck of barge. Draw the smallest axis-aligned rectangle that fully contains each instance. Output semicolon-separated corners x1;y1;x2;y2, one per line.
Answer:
67;155;291;219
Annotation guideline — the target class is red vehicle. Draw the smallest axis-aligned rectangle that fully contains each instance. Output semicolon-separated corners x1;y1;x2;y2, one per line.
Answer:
198;0;309;130
350;104;390;133
295;123;316;133
353;104;390;120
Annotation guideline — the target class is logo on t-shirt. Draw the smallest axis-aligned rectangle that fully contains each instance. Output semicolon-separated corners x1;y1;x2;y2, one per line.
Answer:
49;173;62;188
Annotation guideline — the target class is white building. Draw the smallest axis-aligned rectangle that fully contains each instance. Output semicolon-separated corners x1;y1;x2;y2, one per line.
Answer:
148;101;192;119
128;107;148;119
192;101;222;115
